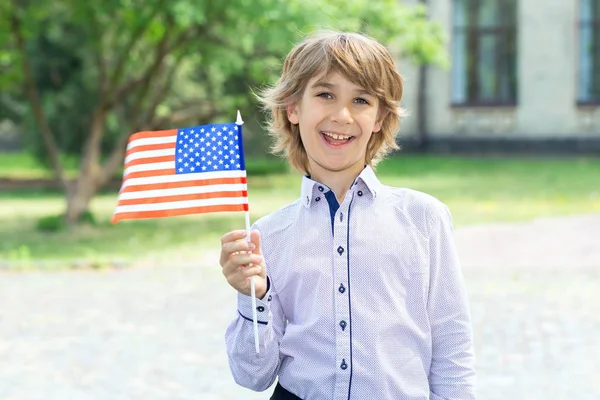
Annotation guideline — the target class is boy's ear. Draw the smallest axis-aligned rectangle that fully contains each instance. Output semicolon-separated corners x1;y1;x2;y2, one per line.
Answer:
287;104;299;125
373;114;386;133
373;120;383;133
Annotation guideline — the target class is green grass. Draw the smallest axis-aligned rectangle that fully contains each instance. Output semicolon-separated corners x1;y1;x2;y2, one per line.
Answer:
376;156;600;225
0;153;599;266
0;152;80;179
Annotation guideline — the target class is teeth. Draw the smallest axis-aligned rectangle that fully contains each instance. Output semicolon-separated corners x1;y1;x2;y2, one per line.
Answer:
322;131;351;140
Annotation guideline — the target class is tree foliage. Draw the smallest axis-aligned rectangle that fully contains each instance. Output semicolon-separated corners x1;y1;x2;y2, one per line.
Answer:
0;0;445;223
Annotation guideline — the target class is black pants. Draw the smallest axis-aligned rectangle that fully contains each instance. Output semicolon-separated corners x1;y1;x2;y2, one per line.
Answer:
270;382;302;400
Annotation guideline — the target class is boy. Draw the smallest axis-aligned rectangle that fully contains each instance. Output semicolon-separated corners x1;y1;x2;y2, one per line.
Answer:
220;31;476;399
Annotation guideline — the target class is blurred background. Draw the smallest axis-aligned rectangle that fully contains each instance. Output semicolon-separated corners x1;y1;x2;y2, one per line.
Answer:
0;0;599;399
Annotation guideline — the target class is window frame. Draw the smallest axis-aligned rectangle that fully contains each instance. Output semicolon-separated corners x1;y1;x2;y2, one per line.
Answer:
450;0;518;107
577;0;600;105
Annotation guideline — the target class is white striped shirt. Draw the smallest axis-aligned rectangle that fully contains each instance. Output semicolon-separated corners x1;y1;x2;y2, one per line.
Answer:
225;165;476;399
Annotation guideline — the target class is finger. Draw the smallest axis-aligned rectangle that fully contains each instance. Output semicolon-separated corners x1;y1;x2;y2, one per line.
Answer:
249;230;267;278
250;230;262;255
229;253;263;268
222;238;255;256
220;242;256;267
220;230;248;245
222;253;264;276
226;265;264;293
239;264;263;278
219;232;254;266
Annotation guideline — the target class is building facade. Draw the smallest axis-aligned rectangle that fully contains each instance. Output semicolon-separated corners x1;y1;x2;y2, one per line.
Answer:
399;0;600;153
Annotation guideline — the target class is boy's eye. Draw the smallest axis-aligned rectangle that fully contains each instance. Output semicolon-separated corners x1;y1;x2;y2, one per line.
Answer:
354;98;370;105
317;92;333;99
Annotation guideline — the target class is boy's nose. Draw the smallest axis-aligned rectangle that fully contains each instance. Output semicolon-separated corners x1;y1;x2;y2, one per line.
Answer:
331;106;353;125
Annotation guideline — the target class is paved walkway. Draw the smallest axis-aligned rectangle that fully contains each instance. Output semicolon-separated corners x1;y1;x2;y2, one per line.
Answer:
1;214;599;400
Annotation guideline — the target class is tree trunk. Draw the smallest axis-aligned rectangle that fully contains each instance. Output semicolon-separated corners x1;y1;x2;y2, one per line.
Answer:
64;179;98;224
63;110;107;224
416;64;428;151
416;0;429;151
10;1;69;189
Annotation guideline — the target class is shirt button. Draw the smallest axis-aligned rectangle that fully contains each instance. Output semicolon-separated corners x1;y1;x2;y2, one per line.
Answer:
338;284;346;293
339;320;347;331
315;197;321;202
357;190;363;197
257;306;265;312
267;295;272;302
340;359;348;370
337;246;344;255
339;212;343;222
318;186;324;192
306;196;309;204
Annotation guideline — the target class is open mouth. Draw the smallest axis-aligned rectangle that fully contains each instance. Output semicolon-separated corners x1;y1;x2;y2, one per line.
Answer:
320;131;354;147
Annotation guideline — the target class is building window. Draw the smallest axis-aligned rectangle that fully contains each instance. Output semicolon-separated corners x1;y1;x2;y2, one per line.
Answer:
451;0;518;106
579;0;600;103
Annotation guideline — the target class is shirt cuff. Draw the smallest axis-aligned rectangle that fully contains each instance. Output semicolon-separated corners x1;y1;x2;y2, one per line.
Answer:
237;277;272;325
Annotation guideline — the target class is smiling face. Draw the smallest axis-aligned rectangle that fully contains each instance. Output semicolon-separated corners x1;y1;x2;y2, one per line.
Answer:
287;72;383;184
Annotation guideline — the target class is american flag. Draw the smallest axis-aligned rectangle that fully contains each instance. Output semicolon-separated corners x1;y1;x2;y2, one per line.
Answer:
111;122;248;223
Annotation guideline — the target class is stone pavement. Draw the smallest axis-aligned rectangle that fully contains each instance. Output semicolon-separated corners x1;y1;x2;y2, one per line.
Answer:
1;214;599;400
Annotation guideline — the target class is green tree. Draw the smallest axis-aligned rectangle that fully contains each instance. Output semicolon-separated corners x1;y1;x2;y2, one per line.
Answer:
2;0;445;224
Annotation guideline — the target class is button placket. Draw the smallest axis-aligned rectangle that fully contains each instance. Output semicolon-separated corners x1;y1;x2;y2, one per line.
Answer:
332;201;351;395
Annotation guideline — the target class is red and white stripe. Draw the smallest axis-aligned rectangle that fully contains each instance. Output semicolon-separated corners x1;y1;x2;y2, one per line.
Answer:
111;129;248;223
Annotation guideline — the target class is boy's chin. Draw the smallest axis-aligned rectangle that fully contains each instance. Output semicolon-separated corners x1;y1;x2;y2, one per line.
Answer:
315;159;365;173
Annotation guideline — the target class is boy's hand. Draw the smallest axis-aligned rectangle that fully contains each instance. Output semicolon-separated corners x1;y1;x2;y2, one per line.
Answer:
220;229;267;299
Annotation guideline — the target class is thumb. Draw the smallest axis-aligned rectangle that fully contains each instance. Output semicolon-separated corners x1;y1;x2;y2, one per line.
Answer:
250;229;262;255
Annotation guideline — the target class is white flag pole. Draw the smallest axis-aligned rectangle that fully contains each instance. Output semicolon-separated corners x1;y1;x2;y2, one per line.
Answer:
236;110;260;354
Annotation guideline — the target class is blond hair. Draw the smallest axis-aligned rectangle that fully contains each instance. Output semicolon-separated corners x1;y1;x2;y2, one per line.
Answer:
257;31;406;174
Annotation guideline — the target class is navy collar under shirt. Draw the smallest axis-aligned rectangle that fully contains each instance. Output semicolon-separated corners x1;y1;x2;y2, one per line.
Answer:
300;165;381;231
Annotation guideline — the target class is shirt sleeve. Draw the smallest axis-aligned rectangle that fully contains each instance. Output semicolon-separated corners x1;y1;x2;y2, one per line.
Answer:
426;202;477;400
224;228;287;392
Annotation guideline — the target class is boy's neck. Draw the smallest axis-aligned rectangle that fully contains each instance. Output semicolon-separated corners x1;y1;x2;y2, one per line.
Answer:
308;162;366;204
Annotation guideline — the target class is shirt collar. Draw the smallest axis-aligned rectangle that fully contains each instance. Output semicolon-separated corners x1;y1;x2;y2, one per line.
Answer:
352;164;381;198
300;165;382;209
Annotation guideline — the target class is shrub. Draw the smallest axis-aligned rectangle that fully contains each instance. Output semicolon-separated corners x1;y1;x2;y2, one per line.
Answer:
36;215;65;232
35;210;96;232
